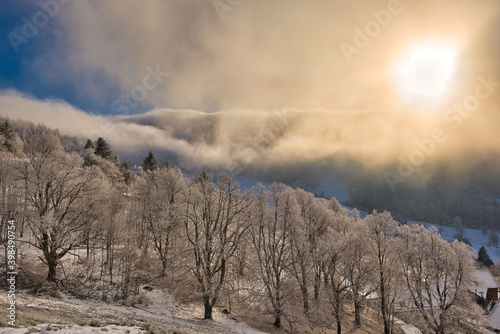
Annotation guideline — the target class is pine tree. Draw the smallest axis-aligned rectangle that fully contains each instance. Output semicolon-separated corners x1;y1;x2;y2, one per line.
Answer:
112;153;121;167
165;158;173;170
478;246;494;267
84;139;95;150
94;137;112;159
142;151;160;172
1;120;16;153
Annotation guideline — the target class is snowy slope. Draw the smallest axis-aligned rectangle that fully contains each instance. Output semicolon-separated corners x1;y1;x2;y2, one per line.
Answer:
0;287;269;334
408;221;500;264
1;324;146;334
233;175;351;203
290;178;351;203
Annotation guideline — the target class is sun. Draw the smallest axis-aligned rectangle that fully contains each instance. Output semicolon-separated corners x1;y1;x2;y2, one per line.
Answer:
401;48;454;96
394;44;456;103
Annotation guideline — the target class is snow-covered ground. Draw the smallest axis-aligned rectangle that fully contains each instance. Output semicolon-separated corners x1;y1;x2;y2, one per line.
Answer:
290;178;351;203
408;221;500;263
1;324;147;334
395;318;423;334
0;286;269;334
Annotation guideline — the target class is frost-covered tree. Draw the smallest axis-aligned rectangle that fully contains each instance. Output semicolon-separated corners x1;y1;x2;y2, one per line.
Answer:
0;153;24;277
250;183;298;328
183;173;250;320
396;225;477;334
135;167;185;276
366;211;399;334
0;120;15;153
120;160;133;185
323;225;351;334
17;139;103;282
0;120;23;156
82;147;124;185
287;189;323;313
344;220;377;327
164;157;173;170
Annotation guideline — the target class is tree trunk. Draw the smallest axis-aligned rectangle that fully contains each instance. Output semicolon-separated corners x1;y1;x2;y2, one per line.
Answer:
273;315;281;328
354;298;362;327
436;313;446;334
380;274;391;334
47;257;57;282
314;270;320;302
203;295;213;320
161;257;167;277
86;230;90;259
334;289;342;334
353;284;362;327
274;289;282;328
301;285;309;313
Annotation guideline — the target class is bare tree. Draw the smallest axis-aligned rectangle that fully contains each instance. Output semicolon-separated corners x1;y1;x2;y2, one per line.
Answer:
321;209;355;334
17;145;103;282
324;231;351;334
0;153;23;280
342;219;377;327
395;224;477;334
183;172;250;320
366;211;399;334
250;183;298;328
287;189;311;313
99;189;124;285
135;167;185;276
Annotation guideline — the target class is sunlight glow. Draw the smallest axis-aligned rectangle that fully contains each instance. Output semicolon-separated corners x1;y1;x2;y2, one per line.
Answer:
400;48;454;97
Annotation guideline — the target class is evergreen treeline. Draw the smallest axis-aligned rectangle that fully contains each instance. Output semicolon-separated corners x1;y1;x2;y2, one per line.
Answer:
350;177;500;231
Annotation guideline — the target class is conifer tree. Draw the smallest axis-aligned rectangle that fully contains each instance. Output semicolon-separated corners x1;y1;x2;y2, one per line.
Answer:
121;160;133;184
84;139;95;150
1;120;16;153
165;158;173;170
94;137;112;159
478;246;494;267
142;151;160;172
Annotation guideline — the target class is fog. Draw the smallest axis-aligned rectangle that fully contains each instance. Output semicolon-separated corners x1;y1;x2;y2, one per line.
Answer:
1;90;500;192
2;0;500;190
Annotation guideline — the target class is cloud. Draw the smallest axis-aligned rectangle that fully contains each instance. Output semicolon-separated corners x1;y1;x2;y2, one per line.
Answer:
33;0;500;112
3;1;500;187
2;90;500;188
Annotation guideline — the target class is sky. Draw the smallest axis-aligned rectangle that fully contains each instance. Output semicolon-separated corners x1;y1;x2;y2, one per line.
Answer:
1;0;500;188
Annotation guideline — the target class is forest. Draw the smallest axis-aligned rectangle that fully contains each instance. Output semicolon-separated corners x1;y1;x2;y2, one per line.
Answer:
349;173;500;231
0;118;491;334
